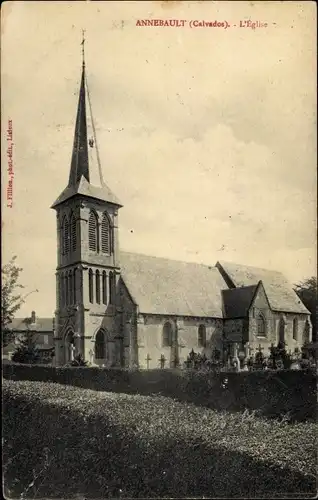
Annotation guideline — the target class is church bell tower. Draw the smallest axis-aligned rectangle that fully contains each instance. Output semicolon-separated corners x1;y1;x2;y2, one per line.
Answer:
51;34;123;366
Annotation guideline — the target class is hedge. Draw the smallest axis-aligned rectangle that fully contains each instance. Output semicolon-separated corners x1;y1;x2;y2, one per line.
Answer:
3;380;317;499
3;363;317;421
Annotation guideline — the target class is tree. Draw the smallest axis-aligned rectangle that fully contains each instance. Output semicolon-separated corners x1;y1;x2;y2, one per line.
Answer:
294;277;317;342
11;333;40;364
1;256;25;346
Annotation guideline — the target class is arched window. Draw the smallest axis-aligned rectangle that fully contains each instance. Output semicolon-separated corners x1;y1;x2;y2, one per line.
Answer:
109;271;115;304
88;211;99;252
70;213;77;252
65;274;69;305
257;314;266;336
95;330;106;359
198;325;206;347
293;318;298;341
69;270;73;304
62;216;70;255
101;213;111;254
102;271;107;305
96;269;100;304
89;268;93;303
162;322;173;347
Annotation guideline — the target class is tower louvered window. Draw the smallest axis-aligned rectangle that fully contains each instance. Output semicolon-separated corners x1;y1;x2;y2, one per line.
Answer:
88;211;98;252
89;269;93;303
101;213;111;254
62;217;70;255
102;271;107;305
96;269;100;304
71;214;77;252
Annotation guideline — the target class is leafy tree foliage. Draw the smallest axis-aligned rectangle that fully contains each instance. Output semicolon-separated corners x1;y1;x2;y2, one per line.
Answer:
269;341;292;369
11;334;40;364
1;256;24;346
294;277;317;342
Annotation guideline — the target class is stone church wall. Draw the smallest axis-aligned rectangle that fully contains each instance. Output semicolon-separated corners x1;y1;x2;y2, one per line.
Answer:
118;280;138;368
249;311;310;356
273;313;311;350
223;319;245;343
136;315;223;369
248;283;276;354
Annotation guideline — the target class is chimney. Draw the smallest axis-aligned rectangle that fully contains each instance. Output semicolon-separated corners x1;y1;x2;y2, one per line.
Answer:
31;311;36;324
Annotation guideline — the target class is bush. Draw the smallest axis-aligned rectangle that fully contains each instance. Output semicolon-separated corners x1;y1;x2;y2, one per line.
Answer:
3;380;317;499
11;335;40;364
69;353;89;367
2;363;317;422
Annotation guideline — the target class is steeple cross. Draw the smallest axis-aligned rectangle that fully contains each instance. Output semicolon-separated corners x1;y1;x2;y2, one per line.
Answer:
81;29;86;67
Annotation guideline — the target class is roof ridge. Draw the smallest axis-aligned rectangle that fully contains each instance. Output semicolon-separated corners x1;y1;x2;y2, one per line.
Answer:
120;250;219;270
217;259;285;276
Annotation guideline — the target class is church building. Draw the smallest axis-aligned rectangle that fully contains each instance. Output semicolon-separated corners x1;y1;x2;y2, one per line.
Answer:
51;51;312;369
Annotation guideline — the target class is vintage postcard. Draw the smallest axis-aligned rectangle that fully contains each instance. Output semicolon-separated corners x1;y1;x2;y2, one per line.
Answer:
2;1;317;499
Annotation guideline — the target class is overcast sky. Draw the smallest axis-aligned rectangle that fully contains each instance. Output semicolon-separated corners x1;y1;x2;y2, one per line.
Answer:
2;1;316;318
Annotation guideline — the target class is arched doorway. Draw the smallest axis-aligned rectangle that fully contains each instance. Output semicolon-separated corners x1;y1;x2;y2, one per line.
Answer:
94;329;108;365
64;330;75;364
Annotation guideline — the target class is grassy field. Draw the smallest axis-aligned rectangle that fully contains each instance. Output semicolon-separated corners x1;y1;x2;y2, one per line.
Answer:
3;379;317;499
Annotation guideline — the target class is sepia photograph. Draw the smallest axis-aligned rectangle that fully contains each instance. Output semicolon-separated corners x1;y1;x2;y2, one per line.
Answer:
2;1;317;498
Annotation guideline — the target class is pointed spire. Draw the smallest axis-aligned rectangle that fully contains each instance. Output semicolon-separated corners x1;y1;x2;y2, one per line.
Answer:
68;63;90;186
81;29;86;69
51;32;122;209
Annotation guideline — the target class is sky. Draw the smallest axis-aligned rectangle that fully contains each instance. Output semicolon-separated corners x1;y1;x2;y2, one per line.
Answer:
1;1;317;318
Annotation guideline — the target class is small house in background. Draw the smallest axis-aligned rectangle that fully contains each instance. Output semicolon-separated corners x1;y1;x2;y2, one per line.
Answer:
2;342;18;362
5;311;55;363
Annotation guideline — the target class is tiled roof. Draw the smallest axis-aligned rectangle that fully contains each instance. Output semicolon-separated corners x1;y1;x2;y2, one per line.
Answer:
222;284;258;318
216;261;309;314
120;251;228;318
51;176;122;208
7;317;54;332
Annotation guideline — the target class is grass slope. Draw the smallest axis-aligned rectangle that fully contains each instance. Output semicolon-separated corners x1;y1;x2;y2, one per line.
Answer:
3;380;317;499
